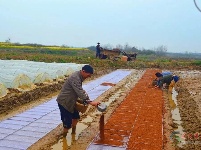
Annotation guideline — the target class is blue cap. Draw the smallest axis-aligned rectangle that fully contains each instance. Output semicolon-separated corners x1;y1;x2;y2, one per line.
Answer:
173;76;179;82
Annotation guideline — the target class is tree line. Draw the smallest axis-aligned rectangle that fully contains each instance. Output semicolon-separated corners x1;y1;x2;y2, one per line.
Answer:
87;44;167;56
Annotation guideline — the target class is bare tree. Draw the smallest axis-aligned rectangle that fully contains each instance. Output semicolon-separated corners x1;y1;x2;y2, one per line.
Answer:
5;38;11;43
132;46;138;52
124;43;132;51
116;44;123;50
155;45;167;56
102;43;113;50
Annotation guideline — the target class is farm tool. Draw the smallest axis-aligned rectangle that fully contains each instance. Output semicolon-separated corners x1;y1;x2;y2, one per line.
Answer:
97;103;107;112
121;51;137;61
100;48;121;60
97;103;107;142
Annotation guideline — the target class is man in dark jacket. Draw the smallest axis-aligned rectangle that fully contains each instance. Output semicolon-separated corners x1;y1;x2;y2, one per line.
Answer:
56;65;100;136
96;42;101;58
154;72;172;87
155;73;179;92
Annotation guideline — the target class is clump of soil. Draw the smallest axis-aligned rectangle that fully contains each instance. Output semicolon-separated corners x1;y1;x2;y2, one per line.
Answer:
0;82;64;115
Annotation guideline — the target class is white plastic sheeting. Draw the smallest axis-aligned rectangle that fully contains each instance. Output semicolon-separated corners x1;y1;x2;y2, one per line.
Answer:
0;82;7;98
0;60;81;78
0;68;52;83
83;70;132;101
0;60;86;97
0;73;32;89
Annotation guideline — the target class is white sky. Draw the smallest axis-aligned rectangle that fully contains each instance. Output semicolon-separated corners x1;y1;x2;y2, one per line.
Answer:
0;0;201;53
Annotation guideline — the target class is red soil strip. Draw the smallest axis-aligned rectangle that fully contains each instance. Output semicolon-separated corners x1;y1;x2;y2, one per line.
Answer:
101;82;116;86
94;69;163;150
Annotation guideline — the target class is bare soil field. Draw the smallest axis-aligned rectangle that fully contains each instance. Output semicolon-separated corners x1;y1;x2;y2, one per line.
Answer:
174;70;201;150
1;68;201;150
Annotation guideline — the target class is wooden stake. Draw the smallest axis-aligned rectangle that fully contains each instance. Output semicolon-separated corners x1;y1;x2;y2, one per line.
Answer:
99;114;104;141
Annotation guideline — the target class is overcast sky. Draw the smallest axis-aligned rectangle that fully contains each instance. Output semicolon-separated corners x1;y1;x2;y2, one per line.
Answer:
0;0;201;53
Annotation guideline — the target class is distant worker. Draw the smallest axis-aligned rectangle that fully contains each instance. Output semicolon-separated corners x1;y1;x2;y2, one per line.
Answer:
154;72;179;93
155;71;172;87
56;65;100;136
96;42;101;58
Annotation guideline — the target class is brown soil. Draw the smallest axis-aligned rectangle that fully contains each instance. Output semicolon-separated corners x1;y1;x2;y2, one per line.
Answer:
175;70;201;150
1;69;201;150
92;69;164;149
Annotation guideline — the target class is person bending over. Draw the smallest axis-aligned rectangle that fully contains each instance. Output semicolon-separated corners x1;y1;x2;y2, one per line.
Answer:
154;71;172;87
56;65;100;136
155;72;179;93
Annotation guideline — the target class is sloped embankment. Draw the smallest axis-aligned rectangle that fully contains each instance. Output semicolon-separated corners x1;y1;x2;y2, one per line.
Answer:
176;75;201;150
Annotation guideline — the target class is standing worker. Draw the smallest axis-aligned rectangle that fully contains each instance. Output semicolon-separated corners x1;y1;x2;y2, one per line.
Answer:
96;42;101;58
56;65;100;136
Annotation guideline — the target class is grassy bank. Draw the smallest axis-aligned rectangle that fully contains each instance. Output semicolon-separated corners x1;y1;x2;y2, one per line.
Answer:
0;42;200;70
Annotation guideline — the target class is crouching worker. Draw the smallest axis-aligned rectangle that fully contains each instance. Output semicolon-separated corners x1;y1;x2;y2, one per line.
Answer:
154;72;179;93
153;72;172;87
56;65;100;136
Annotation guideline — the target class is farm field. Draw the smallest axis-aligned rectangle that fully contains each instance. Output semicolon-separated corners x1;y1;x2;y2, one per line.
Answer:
1;67;201;150
0;48;201;149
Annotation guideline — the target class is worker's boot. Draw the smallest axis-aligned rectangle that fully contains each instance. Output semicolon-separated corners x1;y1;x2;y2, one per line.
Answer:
62;137;67;149
72;126;76;134
63;128;68;137
71;133;76;145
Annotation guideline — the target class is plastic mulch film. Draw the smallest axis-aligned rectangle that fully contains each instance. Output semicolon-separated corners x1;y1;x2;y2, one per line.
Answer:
0;82;7;98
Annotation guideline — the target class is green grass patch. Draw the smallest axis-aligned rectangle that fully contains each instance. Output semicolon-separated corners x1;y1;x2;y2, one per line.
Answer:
192;60;201;66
